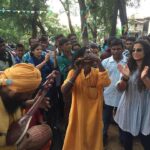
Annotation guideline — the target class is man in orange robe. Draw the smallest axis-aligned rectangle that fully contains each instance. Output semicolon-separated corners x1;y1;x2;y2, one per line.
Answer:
61;51;111;150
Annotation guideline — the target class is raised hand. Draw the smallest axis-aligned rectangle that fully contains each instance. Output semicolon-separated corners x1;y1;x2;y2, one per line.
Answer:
141;66;149;79
44;52;50;62
43;70;59;89
117;64;130;79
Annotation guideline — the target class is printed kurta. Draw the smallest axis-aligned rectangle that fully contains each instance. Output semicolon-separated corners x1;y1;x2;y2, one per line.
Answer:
62;68;111;150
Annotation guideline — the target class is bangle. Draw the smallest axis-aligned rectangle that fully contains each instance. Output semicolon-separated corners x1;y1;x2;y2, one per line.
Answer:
68;80;74;85
121;76;129;82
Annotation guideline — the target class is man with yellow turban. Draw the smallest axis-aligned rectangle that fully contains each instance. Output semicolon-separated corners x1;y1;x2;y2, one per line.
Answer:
0;63;54;150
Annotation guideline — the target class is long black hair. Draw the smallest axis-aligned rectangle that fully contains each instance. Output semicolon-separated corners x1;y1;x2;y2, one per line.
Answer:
128;40;150;91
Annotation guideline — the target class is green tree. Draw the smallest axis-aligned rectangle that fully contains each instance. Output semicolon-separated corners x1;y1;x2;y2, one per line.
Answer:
0;0;69;44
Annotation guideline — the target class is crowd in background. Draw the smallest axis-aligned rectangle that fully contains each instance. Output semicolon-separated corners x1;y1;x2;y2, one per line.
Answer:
0;33;150;150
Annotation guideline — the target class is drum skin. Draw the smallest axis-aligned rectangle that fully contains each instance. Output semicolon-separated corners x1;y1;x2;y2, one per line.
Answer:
26;124;52;150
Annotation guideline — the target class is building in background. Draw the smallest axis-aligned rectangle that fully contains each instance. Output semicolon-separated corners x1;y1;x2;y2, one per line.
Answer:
128;14;150;37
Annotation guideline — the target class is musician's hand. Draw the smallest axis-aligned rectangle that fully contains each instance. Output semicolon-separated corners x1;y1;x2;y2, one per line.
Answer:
74;57;83;73
44;70;59;89
84;53;100;64
17;133;32;150
39;97;51;111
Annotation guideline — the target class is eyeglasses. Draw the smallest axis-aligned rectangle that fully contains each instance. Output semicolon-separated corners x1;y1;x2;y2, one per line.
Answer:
132;48;143;52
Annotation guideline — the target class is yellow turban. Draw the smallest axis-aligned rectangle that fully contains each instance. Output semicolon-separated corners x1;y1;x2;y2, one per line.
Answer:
0;63;42;93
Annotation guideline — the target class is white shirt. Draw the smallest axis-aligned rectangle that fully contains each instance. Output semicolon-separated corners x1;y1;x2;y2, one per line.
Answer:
102;56;127;107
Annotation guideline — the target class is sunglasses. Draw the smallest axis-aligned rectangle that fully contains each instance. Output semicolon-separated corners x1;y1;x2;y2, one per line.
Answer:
132;48;143;52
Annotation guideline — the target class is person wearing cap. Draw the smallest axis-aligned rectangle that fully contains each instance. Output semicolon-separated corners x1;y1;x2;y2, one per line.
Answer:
0;63;54;150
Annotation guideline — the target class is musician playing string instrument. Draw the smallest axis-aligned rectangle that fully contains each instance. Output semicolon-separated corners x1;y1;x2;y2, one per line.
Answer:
61;47;111;150
0;63;55;150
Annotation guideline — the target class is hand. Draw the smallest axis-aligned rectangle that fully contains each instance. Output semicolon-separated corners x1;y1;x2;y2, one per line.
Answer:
141;66;149;79
43;70;59;89
44;52;50;62
84;53;100;63
117;64;130;79
84;53;100;68
74;57;83;73
39;97;51;111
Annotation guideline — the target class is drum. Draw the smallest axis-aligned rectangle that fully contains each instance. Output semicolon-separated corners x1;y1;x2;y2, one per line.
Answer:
26;124;52;150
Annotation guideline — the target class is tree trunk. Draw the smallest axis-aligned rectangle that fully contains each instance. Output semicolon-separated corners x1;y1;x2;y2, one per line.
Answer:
32;15;37;38
93;27;97;43
36;20;47;35
92;15;97;43
89;0;97;42
59;0;74;34
78;0;89;46
118;0;128;36
110;0;119;36
88;22;97;43
67;12;75;34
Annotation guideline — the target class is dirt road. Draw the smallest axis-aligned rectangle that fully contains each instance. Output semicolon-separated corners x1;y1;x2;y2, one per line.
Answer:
104;125;144;150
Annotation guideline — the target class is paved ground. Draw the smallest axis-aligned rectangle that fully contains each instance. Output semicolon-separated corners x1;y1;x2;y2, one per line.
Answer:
104;124;144;150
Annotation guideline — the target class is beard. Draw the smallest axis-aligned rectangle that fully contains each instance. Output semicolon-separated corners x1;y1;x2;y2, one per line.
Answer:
0;90;24;114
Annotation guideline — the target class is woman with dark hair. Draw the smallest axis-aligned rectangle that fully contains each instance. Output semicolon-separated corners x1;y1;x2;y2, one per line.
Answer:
28;43;65;150
27;43;53;80
114;40;150;150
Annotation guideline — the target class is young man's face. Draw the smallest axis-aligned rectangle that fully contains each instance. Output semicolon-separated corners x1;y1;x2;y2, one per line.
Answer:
70;35;77;43
125;40;134;51
40;41;49;50
30;38;39;47
90;48;99;56
111;45;123;59
62;41;72;53
15;47;24;58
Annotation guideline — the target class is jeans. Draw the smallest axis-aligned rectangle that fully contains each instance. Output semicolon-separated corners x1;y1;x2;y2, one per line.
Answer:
120;130;150;150
103;104;114;138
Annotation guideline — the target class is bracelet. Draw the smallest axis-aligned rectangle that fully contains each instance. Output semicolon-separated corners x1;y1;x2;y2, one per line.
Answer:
68;80;74;85
121;76;129;82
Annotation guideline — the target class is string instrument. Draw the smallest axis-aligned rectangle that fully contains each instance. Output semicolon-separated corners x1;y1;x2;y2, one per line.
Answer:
5;70;58;145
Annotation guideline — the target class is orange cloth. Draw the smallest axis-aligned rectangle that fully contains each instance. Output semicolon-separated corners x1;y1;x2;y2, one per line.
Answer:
0;63;42;93
0;97;21;149
62;68;111;150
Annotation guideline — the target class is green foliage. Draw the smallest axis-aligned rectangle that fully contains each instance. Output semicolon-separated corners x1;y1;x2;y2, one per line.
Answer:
0;0;69;45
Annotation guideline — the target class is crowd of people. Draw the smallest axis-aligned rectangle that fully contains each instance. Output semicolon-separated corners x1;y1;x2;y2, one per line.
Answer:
0;33;150;150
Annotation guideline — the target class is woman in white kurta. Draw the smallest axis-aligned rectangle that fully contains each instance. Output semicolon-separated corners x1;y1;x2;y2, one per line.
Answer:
115;40;150;150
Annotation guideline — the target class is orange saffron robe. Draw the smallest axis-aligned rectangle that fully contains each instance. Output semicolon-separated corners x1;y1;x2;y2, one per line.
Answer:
62;68;111;150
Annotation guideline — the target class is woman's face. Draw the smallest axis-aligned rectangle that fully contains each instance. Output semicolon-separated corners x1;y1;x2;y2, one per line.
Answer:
132;43;145;61
32;45;42;58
